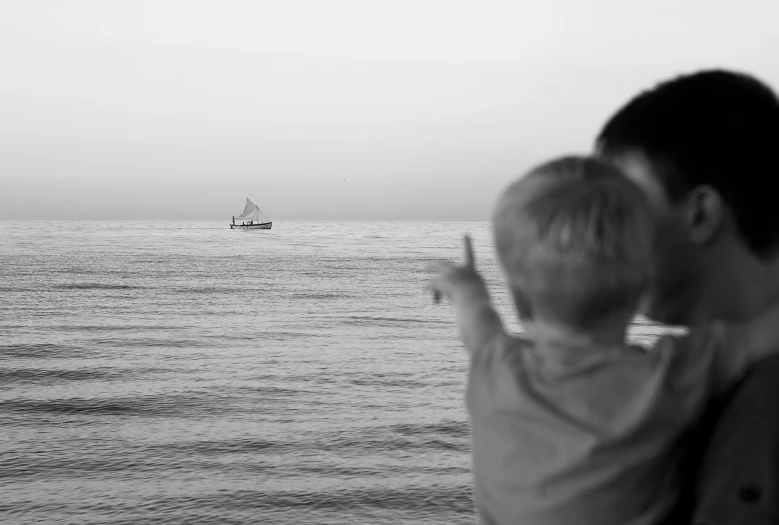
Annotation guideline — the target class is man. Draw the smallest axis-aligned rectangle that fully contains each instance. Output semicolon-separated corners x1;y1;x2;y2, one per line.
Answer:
595;69;779;523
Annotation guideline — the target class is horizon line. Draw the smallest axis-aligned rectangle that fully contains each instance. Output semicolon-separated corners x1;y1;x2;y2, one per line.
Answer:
0;217;490;222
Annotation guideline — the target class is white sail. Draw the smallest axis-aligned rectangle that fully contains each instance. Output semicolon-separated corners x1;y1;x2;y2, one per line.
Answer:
256;208;270;224
235;198;271;224
236;198;257;220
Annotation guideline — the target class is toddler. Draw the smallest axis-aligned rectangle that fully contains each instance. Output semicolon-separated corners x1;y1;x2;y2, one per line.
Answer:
427;155;779;525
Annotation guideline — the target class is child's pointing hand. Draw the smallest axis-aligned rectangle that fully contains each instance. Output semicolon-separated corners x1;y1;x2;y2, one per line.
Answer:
425;235;489;305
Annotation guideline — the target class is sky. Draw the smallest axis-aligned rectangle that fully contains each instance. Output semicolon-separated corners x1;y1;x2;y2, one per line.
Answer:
1;0;778;220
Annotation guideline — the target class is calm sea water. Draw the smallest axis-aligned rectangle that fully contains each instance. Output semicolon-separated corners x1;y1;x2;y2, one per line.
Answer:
0;220;667;525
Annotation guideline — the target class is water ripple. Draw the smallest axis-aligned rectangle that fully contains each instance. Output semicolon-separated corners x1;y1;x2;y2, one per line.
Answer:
0;220;668;525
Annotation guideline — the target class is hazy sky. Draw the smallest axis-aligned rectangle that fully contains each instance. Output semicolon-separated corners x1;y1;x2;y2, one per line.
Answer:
2;0;778;220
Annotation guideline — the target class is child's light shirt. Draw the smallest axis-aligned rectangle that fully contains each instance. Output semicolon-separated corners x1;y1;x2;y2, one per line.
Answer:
467;323;748;525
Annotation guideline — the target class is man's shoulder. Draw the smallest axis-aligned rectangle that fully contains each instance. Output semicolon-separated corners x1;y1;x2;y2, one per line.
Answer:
692;352;779;524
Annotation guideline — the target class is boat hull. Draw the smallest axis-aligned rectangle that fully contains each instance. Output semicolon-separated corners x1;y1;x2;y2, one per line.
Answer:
230;222;272;230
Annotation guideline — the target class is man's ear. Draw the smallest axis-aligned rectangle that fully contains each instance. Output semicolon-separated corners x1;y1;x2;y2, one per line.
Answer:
685;185;725;245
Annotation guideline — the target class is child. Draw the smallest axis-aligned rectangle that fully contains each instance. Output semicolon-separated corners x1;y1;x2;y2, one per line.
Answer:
426;155;779;525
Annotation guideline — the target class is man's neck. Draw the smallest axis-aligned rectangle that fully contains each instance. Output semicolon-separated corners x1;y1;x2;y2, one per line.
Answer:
689;241;779;325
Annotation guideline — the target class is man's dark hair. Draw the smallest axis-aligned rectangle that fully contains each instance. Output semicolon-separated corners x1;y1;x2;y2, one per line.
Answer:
596;69;779;257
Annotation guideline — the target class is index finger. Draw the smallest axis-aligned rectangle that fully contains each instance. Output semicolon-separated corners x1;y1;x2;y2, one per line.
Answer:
463;234;475;269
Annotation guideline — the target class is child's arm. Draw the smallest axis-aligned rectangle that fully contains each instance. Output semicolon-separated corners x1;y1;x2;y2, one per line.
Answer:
677;302;779;397
732;301;779;362
426;235;506;354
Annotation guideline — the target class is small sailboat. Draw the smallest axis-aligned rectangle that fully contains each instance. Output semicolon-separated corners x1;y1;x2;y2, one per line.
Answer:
230;198;272;230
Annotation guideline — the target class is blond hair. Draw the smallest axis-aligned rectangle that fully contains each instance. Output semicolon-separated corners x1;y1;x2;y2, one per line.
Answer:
492;156;653;329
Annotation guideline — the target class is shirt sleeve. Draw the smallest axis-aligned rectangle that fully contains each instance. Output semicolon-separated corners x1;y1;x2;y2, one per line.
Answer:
466;334;524;413
691;353;779;525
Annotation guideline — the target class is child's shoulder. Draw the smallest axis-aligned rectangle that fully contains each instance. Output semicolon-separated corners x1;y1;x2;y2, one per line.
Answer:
501;332;537;354
470;331;530;362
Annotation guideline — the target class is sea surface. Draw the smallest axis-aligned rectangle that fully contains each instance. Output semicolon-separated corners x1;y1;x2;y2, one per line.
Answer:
0;220;668;525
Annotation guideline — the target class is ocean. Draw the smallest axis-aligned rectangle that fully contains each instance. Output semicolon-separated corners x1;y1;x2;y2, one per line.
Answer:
0;220;667;525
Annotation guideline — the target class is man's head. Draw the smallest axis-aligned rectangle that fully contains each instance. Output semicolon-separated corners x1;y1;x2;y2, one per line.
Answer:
493;156;653;332
597;70;779;325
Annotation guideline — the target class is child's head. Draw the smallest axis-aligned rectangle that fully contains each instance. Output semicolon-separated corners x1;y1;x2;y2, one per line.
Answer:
492;155;653;332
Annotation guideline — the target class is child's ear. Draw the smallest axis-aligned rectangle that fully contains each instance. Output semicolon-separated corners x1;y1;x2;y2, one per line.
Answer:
685;185;725;246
